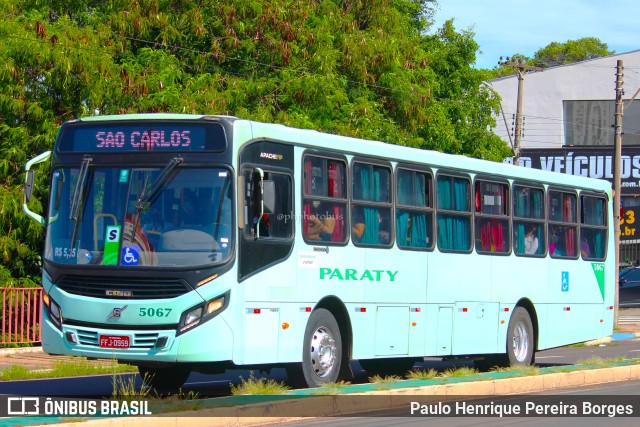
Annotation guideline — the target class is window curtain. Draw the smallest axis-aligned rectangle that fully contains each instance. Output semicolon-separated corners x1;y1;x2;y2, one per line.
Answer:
480;219;504;252
372;168;381;201
361;207;379;244
332;205;344;242
328;162;343;198
411;213;428;247
397;171;411;205
437;178;469;251
563;196;576;256
359;167;370;200
304;159;312;195
397;210;410;246
397;211;428;248
515;190;526;254
593;230;603;258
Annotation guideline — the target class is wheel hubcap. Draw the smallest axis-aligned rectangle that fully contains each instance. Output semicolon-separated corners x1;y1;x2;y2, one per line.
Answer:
512;321;530;363
309;326;336;378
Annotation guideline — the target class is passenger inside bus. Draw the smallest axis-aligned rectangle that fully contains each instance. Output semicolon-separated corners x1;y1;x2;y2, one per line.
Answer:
306;201;336;241
581;237;591;258
524;225;539;255
351;207;390;245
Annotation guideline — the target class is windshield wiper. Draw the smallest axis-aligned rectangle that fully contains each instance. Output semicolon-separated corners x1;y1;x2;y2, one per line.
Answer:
69;156;93;250
130;156;183;240
69;156;92;221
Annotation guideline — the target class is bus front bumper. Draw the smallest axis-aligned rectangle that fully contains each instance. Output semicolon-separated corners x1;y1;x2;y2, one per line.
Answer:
41;310;234;364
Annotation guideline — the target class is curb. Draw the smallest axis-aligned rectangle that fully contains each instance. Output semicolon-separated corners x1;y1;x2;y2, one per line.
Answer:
584;331;640;346
21;363;640;427
0;346;43;357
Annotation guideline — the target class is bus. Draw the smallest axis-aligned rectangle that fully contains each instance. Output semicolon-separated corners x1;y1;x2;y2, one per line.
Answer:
23;114;614;389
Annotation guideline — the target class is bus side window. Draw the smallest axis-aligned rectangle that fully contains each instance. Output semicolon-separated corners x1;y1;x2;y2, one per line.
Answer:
474;180;510;254
302;155;347;244
436;174;471;252
580;194;607;260
396;167;433;250
351;161;392;247
245;170;292;239
513;185;545;257
548;190;578;259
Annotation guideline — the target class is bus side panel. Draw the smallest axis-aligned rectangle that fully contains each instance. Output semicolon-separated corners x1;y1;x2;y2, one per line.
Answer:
364;247;427;358
240;260;297;365
544;259;609;348
452;301;500;355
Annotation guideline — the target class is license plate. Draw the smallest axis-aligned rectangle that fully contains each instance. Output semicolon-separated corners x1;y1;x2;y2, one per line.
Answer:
99;335;130;349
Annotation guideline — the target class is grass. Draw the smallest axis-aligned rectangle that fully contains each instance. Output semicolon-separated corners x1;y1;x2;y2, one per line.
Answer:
369;374;402;383
112;371;152;400
0;356;137;381
441;366;478;378
489;365;541;376
368;374;402;390
229;371;289;395
576;356;625;366
406;368;439;380
310;381;351;395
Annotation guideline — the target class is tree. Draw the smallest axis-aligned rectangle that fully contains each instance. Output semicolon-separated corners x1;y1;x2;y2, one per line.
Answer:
532;37;613;68
0;0;510;285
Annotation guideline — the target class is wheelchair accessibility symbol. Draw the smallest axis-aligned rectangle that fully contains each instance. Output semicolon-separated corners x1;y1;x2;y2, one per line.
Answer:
121;246;140;266
561;271;569;292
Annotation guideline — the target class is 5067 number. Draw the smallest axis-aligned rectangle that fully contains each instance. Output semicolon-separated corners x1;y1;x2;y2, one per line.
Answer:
139;308;172;318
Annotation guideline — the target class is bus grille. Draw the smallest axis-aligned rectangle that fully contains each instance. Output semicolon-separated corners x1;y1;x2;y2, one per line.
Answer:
76;329;160;349
56;275;191;299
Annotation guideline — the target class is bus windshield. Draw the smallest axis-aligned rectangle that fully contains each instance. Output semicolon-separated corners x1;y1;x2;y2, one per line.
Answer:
44;165;233;268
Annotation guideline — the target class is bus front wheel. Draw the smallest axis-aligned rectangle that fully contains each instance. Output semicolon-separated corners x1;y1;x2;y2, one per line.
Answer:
288;308;342;388
506;307;535;366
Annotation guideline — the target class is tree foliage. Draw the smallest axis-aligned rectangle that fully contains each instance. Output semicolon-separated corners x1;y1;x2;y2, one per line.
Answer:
532;37;613;68
490;37;614;78
0;0;509;285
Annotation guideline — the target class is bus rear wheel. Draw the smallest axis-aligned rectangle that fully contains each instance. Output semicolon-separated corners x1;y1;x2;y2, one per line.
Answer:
138;365;191;393
287;308;342;388
506;307;535;366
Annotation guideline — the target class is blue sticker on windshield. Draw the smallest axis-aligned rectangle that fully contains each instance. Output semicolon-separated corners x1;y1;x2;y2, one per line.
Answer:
121;246;140;266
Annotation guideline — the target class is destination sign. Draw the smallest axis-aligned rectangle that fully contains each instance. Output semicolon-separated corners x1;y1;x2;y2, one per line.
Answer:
57;121;227;152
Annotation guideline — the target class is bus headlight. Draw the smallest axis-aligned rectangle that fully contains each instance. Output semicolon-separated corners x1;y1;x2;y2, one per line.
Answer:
177;291;229;336
43;292;63;330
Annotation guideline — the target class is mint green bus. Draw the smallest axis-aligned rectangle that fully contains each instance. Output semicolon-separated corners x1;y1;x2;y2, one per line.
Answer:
24;114;614;389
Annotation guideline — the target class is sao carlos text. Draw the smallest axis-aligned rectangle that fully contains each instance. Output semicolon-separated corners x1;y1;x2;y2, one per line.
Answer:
409;401;634;417
19;398;151;416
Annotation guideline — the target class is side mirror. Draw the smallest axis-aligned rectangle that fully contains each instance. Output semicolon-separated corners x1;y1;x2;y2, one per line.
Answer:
23;150;51;226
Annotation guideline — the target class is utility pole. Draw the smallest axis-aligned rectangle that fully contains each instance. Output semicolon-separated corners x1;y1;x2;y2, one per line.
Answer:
498;58;543;165
613;60;624;326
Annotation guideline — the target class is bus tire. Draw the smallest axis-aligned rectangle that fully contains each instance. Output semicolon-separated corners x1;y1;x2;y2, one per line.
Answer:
288;308;342;388
138;365;190;392
506;307;535;366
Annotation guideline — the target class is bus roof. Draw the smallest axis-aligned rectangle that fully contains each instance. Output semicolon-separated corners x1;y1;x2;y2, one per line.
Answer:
244;119;612;195
68;114;611;194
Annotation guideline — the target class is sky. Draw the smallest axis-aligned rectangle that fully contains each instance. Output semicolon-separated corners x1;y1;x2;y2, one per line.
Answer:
431;0;640;69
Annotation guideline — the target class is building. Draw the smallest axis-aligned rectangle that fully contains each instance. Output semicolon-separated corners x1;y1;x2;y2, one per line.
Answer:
489;50;640;264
